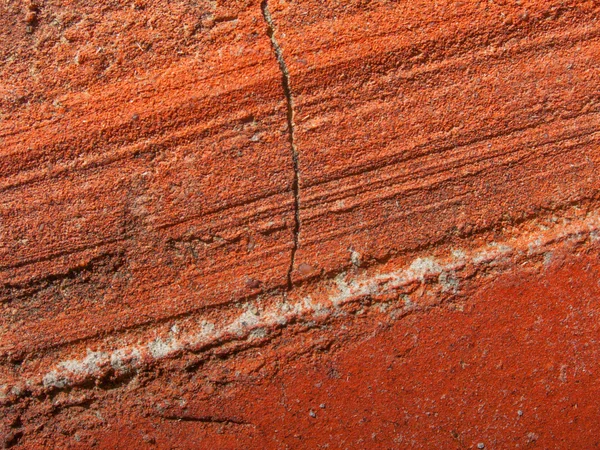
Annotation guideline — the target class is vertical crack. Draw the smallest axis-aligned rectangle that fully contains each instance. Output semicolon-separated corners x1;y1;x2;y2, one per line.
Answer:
261;1;301;291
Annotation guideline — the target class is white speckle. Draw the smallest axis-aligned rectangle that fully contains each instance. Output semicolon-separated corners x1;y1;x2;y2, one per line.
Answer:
543;251;553;267
43;372;69;389
148;337;176;359
58;350;108;376
249;328;267;339
407;257;442;281
110;348;141;373
10;385;21;397
350;249;362;267
439;271;459;293
331;273;352;307
227;306;260;336
192;321;216;344
376;302;390;312
451;249;467;259
527;238;543;256
559;365;567;382
489;242;512;254
402;295;414;309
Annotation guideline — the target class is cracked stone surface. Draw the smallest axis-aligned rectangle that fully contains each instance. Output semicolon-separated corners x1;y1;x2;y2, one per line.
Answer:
1;0;600;448
262;0;301;290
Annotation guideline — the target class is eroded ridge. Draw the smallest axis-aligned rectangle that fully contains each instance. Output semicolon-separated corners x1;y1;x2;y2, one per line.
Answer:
261;0;301;290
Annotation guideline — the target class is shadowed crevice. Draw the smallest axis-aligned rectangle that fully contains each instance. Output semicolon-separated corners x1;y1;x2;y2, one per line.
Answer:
161;414;254;426
261;0;301;290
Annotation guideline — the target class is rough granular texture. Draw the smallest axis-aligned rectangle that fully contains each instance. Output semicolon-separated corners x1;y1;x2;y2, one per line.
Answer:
1;0;599;448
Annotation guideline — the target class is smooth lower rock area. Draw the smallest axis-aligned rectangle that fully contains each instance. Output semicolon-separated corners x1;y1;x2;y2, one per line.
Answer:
1;0;599;448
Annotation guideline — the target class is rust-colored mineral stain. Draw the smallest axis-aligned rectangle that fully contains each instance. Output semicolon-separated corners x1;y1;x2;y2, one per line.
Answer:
1;0;600;448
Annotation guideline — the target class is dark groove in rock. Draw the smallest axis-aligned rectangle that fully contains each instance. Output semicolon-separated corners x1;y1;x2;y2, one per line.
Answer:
160;415;253;426
261;1;301;290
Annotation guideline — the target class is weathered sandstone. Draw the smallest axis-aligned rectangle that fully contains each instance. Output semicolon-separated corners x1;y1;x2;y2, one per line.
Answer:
1;0;599;447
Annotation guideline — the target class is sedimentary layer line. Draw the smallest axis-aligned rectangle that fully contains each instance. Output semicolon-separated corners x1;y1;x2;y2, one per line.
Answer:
12;205;600;394
1;0;599;401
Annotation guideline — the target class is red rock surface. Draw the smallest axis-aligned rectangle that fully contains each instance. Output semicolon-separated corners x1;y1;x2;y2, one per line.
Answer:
1;0;599;448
